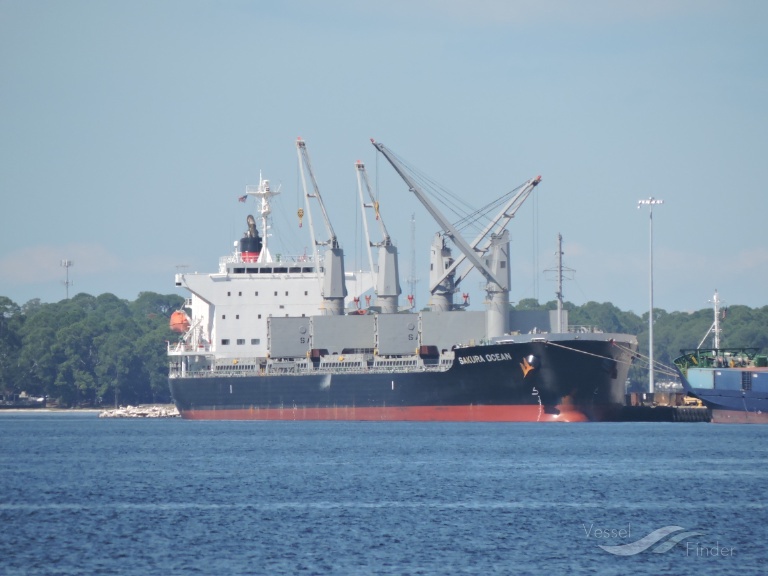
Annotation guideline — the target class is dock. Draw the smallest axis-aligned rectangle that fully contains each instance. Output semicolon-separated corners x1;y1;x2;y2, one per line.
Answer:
619;392;712;422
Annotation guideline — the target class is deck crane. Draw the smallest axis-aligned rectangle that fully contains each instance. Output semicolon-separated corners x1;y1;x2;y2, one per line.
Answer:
371;139;541;338
355;161;402;313
296;137;347;316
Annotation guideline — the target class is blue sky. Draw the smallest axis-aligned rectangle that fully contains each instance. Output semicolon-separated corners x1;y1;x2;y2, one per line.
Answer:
1;0;766;314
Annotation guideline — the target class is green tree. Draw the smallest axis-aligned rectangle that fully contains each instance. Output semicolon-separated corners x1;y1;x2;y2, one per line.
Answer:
17;300;81;402
0;297;23;396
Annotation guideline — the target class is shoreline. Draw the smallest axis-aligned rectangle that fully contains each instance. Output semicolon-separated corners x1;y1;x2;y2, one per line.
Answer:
0;408;100;413
99;405;180;418
1;405;178;416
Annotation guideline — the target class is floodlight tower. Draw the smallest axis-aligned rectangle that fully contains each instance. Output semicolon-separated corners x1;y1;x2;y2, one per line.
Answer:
637;197;663;394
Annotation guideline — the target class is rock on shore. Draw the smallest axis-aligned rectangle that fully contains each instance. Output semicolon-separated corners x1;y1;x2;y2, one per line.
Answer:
99;405;180;418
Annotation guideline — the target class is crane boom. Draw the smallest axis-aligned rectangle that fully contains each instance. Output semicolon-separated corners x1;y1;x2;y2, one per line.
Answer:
355;160;401;313
355;162;376;277
296;137;338;248
372;139;505;288
449;175;541;287
295;137;347;315
355;161;392;245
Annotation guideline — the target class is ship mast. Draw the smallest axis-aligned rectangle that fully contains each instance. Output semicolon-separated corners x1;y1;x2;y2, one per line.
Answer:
244;175;279;263
544;233;575;333
698;290;723;349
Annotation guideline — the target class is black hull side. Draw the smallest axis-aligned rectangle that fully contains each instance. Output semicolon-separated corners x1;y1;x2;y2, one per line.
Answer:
169;338;635;421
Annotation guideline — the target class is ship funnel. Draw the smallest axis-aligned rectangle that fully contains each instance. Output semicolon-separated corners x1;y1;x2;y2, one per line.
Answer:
240;215;263;263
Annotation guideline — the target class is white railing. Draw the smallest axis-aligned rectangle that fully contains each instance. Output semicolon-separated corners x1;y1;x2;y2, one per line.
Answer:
169;358;452;379
167;343;211;354
220;253;319;267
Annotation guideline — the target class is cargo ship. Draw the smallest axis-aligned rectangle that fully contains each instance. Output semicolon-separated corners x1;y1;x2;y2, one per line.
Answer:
167;139;638;421
673;291;768;423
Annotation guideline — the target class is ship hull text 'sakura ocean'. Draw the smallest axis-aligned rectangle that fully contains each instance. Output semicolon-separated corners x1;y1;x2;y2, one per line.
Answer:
168;139;638;422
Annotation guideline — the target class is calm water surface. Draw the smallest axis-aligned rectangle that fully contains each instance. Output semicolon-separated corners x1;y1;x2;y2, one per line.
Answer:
1;413;766;575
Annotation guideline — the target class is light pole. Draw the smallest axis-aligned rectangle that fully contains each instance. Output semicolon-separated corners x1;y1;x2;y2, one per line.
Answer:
637;198;663;394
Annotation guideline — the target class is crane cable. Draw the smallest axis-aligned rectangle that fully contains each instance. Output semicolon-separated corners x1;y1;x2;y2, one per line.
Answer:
544;340;679;379
384;147;529;237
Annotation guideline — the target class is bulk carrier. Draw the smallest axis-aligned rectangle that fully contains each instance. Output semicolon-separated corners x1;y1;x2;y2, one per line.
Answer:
167;139;638;421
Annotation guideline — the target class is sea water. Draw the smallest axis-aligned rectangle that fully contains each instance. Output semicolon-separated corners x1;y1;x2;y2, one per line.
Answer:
0;413;765;575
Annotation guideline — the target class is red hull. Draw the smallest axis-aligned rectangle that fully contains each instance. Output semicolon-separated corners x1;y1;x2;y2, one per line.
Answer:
180;404;596;422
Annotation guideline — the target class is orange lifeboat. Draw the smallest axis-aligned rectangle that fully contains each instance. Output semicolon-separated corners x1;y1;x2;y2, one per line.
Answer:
169;310;191;333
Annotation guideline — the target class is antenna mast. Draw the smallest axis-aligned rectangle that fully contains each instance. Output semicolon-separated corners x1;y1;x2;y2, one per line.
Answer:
61;259;74;299
544;234;574;333
555;235;564;332
698;290;723;349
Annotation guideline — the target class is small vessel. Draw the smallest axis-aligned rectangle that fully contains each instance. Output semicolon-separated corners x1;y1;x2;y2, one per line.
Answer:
0;393;47;409
673;291;768;423
167;138;638;421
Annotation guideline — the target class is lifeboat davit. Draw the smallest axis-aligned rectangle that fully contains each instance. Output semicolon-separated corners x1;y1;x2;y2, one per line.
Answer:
169;310;191;333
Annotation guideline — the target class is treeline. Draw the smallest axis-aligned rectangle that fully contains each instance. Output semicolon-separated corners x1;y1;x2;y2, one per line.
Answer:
1;292;767;406
0;292;184;407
